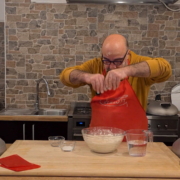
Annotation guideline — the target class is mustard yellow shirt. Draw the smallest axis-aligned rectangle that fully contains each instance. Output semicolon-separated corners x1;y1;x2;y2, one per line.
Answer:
60;51;172;110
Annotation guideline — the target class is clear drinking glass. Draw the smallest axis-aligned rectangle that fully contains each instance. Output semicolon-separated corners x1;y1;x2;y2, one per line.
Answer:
125;129;153;157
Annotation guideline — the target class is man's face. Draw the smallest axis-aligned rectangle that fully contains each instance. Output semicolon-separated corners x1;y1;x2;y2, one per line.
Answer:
102;49;129;72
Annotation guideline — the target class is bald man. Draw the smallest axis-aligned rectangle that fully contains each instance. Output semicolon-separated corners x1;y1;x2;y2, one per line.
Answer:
60;34;171;111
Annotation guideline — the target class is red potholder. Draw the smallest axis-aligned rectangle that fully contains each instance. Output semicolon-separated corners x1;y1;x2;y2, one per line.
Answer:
0;154;40;171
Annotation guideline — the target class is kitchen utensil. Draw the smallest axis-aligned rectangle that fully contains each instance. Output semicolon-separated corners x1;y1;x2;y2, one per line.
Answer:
125;129;153;157
48;136;65;147
82;127;125;153
146;94;178;116
60;141;76;152
171;84;180;111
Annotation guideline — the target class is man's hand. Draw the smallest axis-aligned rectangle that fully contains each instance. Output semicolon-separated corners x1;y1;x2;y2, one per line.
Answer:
69;70;105;94
69;61;150;93
104;68;128;91
85;74;105;94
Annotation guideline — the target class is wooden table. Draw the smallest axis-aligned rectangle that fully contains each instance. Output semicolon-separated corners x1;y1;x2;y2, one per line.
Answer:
0;140;180;180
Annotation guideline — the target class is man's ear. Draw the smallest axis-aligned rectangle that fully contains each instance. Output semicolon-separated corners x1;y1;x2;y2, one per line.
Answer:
124;50;130;66
123;58;129;66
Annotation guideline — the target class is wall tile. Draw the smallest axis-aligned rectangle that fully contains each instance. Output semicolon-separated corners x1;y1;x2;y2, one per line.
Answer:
4;1;180;109
0;22;5;110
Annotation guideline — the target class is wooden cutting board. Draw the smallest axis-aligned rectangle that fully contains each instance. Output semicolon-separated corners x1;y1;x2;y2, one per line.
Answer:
0;140;180;179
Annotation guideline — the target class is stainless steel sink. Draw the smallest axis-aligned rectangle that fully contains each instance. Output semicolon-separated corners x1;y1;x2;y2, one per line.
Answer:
34;109;67;116
0;108;67;116
0;109;37;115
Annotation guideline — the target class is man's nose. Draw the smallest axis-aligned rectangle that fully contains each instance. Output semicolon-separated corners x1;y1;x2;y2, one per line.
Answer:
109;62;116;69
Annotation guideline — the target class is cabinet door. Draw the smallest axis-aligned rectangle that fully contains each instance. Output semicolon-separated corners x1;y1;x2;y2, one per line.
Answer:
32;121;67;140
0;121;24;143
0;121;68;143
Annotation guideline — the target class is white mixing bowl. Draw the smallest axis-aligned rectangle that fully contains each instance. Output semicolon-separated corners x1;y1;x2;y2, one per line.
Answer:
82;127;125;153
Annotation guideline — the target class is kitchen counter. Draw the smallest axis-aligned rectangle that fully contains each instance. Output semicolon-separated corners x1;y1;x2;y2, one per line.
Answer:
5;144;11;149
0;109;68;122
0;140;180;180
0;115;68;122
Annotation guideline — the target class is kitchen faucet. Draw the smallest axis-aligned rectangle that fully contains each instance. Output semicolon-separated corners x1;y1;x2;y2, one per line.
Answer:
34;77;51;111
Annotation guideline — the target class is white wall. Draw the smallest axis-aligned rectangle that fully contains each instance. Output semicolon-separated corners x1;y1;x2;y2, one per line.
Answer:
0;0;5;22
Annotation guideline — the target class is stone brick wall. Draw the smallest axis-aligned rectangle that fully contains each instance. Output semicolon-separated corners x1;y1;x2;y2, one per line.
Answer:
0;22;5;110
5;0;180;109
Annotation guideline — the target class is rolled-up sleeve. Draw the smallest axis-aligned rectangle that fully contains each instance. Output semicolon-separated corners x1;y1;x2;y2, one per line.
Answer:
130;51;172;84
60;67;75;87
146;58;172;83
60;58;103;88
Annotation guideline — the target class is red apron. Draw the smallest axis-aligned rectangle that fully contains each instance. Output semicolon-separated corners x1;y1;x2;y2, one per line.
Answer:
90;77;148;132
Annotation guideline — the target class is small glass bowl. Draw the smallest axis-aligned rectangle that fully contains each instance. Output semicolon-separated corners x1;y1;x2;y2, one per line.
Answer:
48;136;65;147
60;141;76;152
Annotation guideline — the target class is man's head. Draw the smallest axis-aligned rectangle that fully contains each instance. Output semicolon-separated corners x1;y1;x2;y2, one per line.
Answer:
101;34;129;71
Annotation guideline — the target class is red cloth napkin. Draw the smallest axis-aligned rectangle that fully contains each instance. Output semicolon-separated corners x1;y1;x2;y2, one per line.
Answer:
0;154;40;171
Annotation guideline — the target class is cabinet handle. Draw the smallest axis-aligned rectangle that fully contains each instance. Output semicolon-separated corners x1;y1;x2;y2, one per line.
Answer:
153;135;178;137
73;133;82;137
32;124;35;140
23;124;25;140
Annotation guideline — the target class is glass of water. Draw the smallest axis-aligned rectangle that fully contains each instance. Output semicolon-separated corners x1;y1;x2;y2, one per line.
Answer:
125;129;153;157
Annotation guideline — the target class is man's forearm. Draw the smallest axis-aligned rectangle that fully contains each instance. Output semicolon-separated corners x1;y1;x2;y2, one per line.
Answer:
126;61;152;77
69;69;90;85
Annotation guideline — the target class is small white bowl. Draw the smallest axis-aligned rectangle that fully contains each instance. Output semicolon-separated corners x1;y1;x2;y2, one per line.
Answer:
48;136;65;147
60;141;76;152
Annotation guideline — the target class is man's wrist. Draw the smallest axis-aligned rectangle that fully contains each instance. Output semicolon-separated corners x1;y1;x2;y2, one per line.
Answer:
82;73;91;84
70;69;90;84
